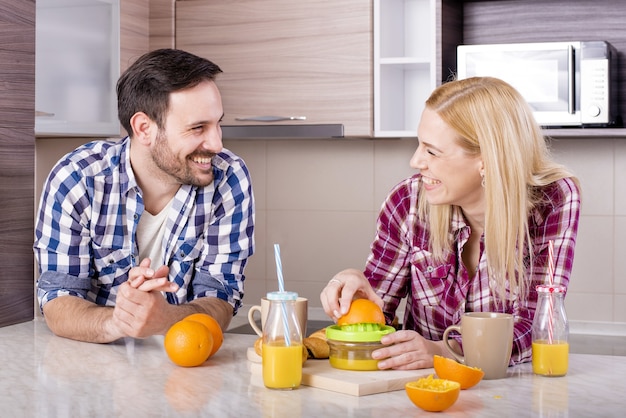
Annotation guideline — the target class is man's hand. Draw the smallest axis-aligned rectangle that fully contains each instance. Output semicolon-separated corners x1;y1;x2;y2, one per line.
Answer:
111;258;179;338
127;258;176;292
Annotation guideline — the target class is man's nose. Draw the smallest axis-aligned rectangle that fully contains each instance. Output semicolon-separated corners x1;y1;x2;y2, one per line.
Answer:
202;126;223;153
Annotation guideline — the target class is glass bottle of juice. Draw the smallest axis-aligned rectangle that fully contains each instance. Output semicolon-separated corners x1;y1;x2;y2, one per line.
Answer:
532;284;569;376
262;291;303;389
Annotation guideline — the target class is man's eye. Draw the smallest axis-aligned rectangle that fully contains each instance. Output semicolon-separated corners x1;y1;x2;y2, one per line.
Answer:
191;125;205;132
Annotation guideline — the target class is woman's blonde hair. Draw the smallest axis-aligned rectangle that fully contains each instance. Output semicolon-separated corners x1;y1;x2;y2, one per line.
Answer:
419;77;578;305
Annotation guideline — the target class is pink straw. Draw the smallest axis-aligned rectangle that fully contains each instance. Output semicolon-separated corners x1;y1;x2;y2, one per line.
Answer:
547;240;555;285
547;240;555;343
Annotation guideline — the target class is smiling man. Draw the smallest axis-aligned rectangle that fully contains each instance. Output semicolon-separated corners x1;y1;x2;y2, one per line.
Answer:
34;49;255;343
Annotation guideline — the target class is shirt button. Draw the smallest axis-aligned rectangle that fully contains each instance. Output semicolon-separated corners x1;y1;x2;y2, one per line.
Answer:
426;266;434;273
180;251;186;257
108;258;115;264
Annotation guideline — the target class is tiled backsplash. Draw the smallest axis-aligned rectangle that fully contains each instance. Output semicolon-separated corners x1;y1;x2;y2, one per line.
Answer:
35;136;626;335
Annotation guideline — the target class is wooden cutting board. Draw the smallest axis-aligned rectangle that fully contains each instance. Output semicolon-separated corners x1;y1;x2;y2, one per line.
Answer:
247;347;433;396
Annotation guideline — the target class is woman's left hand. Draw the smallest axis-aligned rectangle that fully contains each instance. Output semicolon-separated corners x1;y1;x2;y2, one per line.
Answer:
372;330;447;370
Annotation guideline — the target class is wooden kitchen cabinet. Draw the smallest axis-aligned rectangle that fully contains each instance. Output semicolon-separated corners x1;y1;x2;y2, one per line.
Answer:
35;0;121;137
0;0;35;327
176;0;373;137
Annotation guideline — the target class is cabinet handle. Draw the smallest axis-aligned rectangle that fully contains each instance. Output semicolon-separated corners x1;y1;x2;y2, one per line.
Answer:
235;116;307;122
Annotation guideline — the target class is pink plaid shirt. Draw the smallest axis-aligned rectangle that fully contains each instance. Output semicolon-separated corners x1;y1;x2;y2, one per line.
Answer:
365;174;580;364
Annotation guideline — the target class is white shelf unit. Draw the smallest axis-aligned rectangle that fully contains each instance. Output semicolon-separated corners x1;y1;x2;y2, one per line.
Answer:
374;0;436;138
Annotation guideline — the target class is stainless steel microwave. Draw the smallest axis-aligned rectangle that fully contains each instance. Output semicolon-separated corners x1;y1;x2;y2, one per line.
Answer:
457;41;619;128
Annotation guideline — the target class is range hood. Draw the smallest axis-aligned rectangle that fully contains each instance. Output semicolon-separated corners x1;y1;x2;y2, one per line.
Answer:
222;124;344;139
221;116;344;139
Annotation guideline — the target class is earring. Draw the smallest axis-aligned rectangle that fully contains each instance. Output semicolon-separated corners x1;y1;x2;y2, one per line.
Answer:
480;173;485;188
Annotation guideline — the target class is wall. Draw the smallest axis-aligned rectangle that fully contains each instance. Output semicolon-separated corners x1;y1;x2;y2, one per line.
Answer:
0;0;35;327
223;136;626;336
33;0;626;335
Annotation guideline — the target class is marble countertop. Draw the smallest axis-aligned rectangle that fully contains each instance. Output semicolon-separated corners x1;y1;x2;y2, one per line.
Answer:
1;318;625;417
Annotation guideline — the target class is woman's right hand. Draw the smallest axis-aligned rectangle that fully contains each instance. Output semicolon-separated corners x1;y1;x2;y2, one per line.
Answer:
320;268;383;321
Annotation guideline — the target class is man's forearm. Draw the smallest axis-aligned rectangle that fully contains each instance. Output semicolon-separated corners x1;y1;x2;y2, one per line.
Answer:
42;296;124;343
187;297;234;333
42;292;234;343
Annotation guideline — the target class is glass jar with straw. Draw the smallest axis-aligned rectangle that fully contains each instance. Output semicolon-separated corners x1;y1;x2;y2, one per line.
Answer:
262;244;303;389
532;241;569;377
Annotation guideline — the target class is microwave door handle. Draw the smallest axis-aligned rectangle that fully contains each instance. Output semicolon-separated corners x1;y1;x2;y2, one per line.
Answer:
568;45;575;114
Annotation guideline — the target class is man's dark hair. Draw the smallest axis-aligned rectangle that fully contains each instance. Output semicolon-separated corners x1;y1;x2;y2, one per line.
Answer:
116;48;222;135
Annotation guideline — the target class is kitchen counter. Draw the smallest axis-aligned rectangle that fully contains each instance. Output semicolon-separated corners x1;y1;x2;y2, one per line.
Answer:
2;318;625;417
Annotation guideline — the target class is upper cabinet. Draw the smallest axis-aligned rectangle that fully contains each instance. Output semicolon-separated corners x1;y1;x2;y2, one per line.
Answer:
177;0;439;139
35;0;120;137
176;0;373;137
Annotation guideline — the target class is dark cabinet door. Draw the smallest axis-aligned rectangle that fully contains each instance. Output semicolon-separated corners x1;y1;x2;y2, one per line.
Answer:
0;0;35;327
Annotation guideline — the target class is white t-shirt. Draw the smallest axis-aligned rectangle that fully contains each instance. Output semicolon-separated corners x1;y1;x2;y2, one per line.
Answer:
136;199;174;265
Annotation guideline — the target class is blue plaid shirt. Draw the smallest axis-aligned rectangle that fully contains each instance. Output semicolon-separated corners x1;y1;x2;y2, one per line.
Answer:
34;137;255;315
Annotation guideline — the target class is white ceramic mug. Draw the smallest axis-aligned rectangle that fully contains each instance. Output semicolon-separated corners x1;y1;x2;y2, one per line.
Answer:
248;296;308;337
442;312;514;380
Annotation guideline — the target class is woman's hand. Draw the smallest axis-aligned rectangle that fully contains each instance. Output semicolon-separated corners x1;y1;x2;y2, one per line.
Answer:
320;268;383;321
372;330;448;370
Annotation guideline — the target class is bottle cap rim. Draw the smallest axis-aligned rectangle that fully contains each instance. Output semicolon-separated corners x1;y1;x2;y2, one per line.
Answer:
536;284;566;293
266;291;298;301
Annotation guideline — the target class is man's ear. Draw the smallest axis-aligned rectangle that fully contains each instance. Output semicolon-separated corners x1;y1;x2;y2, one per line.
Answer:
129;112;155;145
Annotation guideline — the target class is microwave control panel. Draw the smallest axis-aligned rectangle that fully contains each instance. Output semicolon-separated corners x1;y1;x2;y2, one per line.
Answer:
580;58;610;124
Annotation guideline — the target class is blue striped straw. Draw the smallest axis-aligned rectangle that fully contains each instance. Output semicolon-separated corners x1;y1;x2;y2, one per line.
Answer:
274;244;285;292
273;244;291;346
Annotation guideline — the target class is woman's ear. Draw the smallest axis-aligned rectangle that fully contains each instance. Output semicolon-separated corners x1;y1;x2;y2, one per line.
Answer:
129;112;155;145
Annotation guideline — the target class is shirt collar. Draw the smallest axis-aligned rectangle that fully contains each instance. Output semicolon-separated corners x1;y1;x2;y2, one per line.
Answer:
118;136;137;195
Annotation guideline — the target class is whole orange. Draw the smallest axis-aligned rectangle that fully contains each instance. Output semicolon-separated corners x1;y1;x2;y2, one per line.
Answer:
337;299;385;327
405;374;460;412
184;313;224;357
433;355;485;389
164;319;213;367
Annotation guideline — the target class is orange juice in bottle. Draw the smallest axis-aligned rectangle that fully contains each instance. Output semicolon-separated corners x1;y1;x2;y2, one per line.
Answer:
531;284;569;376
532;340;569;376
262;291;303;389
262;343;302;389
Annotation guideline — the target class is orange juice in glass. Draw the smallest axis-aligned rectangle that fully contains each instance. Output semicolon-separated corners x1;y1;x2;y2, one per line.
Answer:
262;342;302;389
532;340;569;376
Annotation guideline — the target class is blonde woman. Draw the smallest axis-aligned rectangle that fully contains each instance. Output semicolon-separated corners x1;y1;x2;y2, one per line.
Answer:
320;77;581;370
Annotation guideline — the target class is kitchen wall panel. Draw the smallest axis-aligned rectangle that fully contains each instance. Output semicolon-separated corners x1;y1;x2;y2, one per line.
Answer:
616;141;626;216
265;140;375;212
0;0;35;327
567;216;614;295
224;134;626;336
566;292;613;323
550;139;614;217
30;0;626;335
149;0;175;50
120;0;150;69
614;217;626;295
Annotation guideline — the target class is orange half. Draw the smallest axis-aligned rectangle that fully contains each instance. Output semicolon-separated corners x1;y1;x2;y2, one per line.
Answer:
433;355;485;389
405;374;460;412
337;299;385;327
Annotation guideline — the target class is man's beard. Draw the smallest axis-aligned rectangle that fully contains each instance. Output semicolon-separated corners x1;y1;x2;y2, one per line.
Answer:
152;131;215;187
